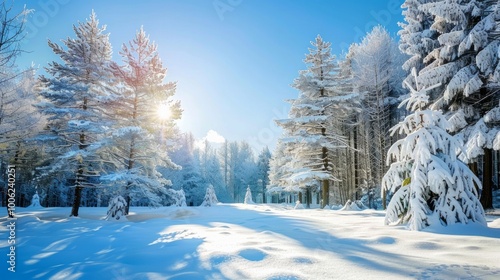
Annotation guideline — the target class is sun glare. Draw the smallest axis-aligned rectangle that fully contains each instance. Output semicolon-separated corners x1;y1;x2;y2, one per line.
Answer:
157;103;171;120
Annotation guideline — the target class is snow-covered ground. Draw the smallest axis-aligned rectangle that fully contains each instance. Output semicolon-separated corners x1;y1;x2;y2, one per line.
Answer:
1;203;500;280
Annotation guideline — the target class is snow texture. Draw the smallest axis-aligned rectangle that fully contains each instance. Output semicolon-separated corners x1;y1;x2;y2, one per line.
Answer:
2;204;500;279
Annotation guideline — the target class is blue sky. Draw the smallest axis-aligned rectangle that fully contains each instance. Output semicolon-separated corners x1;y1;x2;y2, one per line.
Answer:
14;0;404;152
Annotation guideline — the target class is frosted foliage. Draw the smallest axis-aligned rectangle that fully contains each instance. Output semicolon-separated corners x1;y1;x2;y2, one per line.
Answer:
201;185;219;207
465;118;497;160
444;66;476;102
448;109;468;132
167;189;187;207
106;196;127;221
438;30;465;47
476;41;499;76
420;1;466;27
485;106;500;123
463;74;482;97
399;0;437;72
383;69;486;231
244;187;254;204
494;64;500;83
418;60;466;90
459;14;495;56
403;55;423;71
493;132;500;150
29;192;42;208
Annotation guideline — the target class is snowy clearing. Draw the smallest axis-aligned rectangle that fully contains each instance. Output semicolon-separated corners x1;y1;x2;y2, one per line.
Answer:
1;205;500;280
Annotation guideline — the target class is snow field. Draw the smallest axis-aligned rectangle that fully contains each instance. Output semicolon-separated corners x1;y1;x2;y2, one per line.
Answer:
0;204;499;279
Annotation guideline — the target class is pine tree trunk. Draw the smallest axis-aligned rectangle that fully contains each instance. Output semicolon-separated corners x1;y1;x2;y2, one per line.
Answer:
262;182;266;204
321;130;329;208
382;188;387;210
125;195;131;215
353;123;360;204
71;95;89;217
469;161;479;192
481;148;493;209
70;186;83;217
321;179;329;208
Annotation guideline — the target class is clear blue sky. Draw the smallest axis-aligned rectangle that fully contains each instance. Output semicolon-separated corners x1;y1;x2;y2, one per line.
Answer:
14;0;404;152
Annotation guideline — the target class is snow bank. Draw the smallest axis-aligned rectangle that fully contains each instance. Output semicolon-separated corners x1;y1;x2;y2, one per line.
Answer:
1;204;499;279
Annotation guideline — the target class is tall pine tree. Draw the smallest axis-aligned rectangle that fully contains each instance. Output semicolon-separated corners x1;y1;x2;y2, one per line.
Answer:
37;11;114;217
277;35;354;208
105;27;181;214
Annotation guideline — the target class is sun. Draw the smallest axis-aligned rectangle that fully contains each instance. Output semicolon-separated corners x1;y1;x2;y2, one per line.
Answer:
156;102;171;120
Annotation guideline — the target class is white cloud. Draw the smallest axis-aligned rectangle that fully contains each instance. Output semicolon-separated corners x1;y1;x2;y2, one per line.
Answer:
195;130;226;150
205;129;225;143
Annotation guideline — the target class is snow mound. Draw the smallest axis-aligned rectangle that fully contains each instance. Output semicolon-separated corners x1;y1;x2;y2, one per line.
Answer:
339;200;367;211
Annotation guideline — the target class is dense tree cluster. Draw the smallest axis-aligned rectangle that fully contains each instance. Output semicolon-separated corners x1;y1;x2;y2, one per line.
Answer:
1;9;183;216
269;0;498;230
269;27;407;209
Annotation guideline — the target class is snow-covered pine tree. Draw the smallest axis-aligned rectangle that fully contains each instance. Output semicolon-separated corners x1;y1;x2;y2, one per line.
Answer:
201;184;219;207
29;191;41;208
244;186;254;204
398;0;438;79
105;26;182;214
382;69;486;231
410;0;500;209
166;188;187;207
37;11;115;217
276;35;354;208
106;195;127;220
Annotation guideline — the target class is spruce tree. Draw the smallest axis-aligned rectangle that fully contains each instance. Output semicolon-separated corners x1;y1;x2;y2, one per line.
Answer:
105;27;181;214
382;69;486;230
37;11;114;217
276;35;354;208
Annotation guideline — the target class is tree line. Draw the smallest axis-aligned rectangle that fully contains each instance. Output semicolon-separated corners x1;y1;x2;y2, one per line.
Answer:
268;0;500;212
